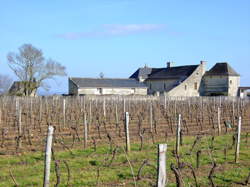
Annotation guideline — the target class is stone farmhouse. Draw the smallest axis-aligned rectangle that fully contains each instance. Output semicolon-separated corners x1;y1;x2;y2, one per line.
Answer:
69;61;240;97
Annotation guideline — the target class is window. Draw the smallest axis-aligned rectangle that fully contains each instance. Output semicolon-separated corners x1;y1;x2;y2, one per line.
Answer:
230;80;232;84
185;85;187;90
164;83;166;90
149;83;152;89
194;82;198;90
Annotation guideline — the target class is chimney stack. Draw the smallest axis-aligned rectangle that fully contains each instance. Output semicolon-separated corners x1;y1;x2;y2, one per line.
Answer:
167;62;171;68
200;60;207;75
200;60;206;65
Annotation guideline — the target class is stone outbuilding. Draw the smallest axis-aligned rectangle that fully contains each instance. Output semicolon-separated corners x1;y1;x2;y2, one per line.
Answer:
68;78;147;96
203;63;240;96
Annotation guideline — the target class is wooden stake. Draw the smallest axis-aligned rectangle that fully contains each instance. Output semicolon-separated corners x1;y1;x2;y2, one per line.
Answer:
176;114;181;155
39;97;42;122
218;107;221;135
43;126;54;187
150;103;153;133
17;107;22;149
84;112;88;148
232;100;235;126
157;144;167;187
125;112;130;152
0;109;1;127
15;98;19;123
123;98;126;113
235;116;242;163
89;100;92;125
115;104;118;125
164;95;166;110
63;99;66;128
103;99;106;118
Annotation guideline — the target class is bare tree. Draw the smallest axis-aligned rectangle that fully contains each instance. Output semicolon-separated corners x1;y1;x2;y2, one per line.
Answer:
7;44;67;96
0;74;12;94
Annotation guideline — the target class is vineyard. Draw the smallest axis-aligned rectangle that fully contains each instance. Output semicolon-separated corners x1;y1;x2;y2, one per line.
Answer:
0;96;250;186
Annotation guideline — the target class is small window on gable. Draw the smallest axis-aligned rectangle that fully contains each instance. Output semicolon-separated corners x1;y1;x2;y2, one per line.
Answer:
230;80;232;84
185;85;187;90
194;82;198;90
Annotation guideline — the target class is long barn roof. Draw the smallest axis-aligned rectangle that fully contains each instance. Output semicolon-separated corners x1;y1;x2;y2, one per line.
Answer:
69;78;147;88
130;65;199;80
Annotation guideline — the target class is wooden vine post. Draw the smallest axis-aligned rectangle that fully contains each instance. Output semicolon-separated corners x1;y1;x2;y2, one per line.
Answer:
232;100;235;126
235;116;242;163
150;102;153;132
176;114;181;155
43;126;54;187
89;100;92;125
84;112;88;148
123;98;126;113
63;98;66;128
217;107;221;135
125;112;130;152
18;107;22;148
115;104;119;125
0;109;1;127
103;99;106;118
164;95;166;110
157;144;167;187
39;98;42;122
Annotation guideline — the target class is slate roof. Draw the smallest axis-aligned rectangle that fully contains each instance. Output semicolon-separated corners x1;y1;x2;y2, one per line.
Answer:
205;63;240;76
147;65;198;79
70;78;147;88
129;67;161;79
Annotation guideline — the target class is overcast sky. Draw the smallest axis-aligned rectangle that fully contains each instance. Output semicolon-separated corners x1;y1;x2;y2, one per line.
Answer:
0;0;249;95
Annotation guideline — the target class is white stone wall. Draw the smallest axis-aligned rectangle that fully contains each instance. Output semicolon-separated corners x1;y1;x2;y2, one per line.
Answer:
166;64;205;97
227;76;240;96
77;87;147;95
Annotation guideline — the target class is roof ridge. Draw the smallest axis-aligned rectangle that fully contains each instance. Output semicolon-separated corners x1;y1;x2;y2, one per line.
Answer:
71;77;134;80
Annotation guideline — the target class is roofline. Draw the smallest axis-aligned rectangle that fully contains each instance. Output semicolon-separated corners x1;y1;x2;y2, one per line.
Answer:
204;73;240;77
77;86;148;89
70;77;137;80
239;87;250;90
146;77;183;80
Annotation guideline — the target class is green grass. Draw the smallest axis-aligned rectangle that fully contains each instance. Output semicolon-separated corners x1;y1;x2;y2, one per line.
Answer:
0;133;249;186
